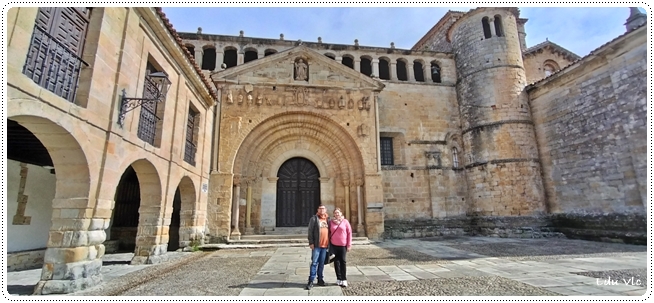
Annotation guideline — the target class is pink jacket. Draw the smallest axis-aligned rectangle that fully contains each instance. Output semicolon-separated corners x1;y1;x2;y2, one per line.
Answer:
329;219;352;249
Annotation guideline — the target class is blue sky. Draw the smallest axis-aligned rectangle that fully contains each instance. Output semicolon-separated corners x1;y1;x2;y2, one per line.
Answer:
161;6;646;57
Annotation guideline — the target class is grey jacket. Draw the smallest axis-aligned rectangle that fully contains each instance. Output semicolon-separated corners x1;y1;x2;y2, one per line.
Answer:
307;215;330;247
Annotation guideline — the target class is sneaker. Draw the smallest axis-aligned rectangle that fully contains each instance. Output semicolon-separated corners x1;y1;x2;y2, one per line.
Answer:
305;281;314;290
317;279;326;286
337;280;342;286
341;280;348;287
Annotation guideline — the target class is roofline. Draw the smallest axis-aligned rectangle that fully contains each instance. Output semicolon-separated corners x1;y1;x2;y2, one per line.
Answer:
411;10;465;51
527;24;646;89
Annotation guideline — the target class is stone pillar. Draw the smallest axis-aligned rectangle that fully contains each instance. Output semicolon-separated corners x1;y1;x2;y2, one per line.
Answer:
230;176;241;240
354;58;361;73
244;180;254;235
343;180;351;221
215;51;224;71
237;52;244;66
489;18;496;37
335;56;343;64
408;63;415;81
33;198;111;295
372;59;380;78
422;63;430;83
131;206;167;265
195;49;204;69
356;179;364;235
390;62;398;80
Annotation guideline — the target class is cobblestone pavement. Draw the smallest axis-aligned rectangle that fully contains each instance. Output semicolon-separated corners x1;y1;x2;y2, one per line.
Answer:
5;237;648;296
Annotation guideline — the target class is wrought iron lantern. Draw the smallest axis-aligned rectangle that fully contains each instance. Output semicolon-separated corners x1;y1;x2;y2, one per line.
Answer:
117;71;172;127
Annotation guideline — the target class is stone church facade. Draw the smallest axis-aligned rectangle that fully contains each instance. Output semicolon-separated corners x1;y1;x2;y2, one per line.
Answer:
4;6;647;294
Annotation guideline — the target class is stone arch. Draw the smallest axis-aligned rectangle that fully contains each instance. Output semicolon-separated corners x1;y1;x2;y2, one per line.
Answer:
396;58;409;81
244;47;258;63
264;48;278;56
342;54;355;69
169;176;197;250
413;59;426;82
8;115;91;200
430;60;442;83
223;46;238;68
232;112;364;181
118;159;165;264
378;56;391;80
324;52;336;59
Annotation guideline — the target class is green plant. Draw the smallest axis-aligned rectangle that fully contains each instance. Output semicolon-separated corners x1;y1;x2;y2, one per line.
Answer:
189;239;201;252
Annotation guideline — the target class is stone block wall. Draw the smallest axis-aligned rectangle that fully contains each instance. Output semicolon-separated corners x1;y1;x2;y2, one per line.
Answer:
529;26;647;215
7;249;46;272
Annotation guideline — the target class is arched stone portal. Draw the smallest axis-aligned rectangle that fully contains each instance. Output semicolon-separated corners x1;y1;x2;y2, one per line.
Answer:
276;157;321;227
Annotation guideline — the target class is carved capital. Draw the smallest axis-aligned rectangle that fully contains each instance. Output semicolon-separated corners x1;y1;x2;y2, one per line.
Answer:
267;177;279;183
319;177;330;183
342;180;350;187
233;175;241;186
355;178;364;187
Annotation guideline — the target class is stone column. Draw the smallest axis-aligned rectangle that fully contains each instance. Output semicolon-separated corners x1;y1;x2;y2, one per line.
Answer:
230;176;241;240
354;58;361;73
343;180;351;221
422;63;430;82
335;56;343;64
237;52;244;66
34;198;110;295
489;18;496;37
215;51;224;71
390;62;398;80
194;49;204;69
356;179;364;235
408;63;415;81
372;59;380;78
245;180;254;235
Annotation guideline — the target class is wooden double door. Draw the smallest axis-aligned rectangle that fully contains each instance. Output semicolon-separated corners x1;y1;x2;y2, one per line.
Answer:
276;157;321;227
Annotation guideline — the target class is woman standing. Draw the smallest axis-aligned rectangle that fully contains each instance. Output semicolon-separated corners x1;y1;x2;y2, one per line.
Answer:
329;207;352;287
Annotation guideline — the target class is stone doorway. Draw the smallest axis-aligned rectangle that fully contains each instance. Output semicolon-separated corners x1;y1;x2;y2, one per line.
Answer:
276;157;320;227
110;165;140;252
168;188;182;251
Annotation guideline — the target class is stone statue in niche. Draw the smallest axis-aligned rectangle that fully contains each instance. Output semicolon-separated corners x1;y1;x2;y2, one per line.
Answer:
247;93;253;105
329;98;335;109
294;87;307;106
256;94;263;105
316;92;324;108
265;96;273;106
227;90;234;104
238;94;244;104
358;96;371;111
348;98;354;109
358;124;369;137
338;96;346;109
294;58;308;81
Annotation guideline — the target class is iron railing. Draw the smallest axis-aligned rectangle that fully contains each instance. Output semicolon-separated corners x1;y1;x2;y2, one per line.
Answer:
22;26;88;103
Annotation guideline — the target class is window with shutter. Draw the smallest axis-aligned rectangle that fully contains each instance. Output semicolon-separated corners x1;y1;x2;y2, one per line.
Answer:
137;62;161;145
184;107;199;166
22;7;90;102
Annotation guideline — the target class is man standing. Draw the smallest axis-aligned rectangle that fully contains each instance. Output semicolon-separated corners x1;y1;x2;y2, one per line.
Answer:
306;204;329;290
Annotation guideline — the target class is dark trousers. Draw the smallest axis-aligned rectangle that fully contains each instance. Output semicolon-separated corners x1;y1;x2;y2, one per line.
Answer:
332;245;347;280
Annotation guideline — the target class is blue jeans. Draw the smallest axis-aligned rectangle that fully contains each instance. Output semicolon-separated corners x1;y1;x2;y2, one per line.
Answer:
308;247;328;282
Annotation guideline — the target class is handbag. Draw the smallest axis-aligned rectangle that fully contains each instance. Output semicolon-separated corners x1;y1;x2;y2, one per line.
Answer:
325;219;343;264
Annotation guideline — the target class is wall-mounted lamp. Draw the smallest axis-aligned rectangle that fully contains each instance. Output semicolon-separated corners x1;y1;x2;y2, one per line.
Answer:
117;71;172;127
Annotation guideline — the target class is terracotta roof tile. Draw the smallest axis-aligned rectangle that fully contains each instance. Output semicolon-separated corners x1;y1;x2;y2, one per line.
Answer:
154;7;217;101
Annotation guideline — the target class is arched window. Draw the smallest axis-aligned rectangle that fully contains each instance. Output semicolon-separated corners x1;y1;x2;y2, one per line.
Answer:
360;57;372;76
413;60;424;82
324;53;336;60
379;58;390;80
342;55;354;69
431;62;441;83
223;47;237;68
201;47;216;70
482;17;492;39
452;147;459;168
494;15;504;37
543;60;560;77
244;49;258;63
396;59;408;81
264;49;277;57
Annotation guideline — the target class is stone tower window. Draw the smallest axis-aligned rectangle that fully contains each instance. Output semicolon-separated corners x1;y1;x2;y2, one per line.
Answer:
452;147;459;168
430;62;441;83
201;47;216;70
223;47;237;68
342;55;354;69
396;59;408;81
482;17;492;39
244;48;258;63
360;56;372;76
494;15;504;37
379;58;390;80
413;60;425;82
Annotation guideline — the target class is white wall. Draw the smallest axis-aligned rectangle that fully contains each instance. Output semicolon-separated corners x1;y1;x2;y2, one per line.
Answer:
6;159;54;252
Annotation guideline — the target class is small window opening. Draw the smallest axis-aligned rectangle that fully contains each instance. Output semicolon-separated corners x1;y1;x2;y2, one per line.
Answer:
201;47;216;70
413;61;424;82
431;63;441;83
223;48;237;68
360;57;372;76
244;50;258;63
396;60;408;81
379;58;390;80
482;17;492;39
494;15;504;37
342;56;354;69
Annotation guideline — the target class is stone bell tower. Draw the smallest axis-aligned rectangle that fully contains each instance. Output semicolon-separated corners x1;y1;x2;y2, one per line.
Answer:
448;8;546;217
